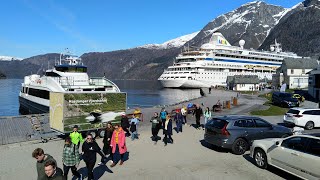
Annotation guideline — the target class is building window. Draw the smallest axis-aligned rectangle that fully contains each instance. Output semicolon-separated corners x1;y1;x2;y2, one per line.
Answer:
291;69;294;74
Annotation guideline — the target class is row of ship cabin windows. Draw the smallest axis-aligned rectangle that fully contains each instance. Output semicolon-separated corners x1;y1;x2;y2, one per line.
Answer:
215;54;282;62
248;52;284;59
165;70;272;75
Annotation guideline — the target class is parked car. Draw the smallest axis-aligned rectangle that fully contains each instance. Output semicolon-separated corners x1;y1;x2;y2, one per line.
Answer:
284;108;320;130
250;134;320;180
272;92;299;108
292;94;305;102
204;115;292;155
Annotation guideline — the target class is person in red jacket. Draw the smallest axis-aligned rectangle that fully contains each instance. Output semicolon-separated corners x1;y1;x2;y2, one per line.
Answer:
110;124;127;167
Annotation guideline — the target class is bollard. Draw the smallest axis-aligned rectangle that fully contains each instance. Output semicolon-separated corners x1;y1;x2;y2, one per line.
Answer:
226;100;231;109
233;97;238;106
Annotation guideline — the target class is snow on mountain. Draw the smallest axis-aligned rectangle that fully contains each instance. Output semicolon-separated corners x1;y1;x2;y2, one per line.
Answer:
0;55;22;61
187;1;286;50
139;31;199;49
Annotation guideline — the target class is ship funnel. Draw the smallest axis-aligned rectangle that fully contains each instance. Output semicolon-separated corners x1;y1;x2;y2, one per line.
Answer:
201;32;231;49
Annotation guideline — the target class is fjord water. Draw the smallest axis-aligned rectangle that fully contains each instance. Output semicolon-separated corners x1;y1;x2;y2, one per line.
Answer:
0;79;200;116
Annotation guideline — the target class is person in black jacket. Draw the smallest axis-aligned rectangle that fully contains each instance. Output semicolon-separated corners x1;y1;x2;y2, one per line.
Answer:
193;104;203;130
98;122;114;165
120;114;131;136
82;134;105;180
163;114;173;146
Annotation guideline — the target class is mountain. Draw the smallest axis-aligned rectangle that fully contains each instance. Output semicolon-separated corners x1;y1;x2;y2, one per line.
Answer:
0;56;22;61
187;1;286;50
139;31;199;49
81;48;180;80
0;71;6;79
259;0;320;57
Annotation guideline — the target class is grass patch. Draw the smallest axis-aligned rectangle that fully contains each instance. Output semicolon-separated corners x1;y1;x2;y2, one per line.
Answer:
251;91;289;116
238;91;259;95
250;105;289;116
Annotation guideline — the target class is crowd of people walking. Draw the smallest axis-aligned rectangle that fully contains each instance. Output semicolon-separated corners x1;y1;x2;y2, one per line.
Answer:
32;103;211;180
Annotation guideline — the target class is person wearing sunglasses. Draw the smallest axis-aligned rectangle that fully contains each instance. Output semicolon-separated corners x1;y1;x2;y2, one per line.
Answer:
82;134;105;180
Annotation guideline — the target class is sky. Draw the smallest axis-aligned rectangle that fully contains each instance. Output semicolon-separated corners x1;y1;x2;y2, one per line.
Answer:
0;0;303;58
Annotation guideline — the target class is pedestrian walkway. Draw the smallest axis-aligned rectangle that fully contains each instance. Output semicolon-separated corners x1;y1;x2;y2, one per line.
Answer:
0;118;289;180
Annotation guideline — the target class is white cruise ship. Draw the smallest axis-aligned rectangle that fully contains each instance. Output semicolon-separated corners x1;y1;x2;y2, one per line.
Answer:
19;52;121;114
158;32;301;88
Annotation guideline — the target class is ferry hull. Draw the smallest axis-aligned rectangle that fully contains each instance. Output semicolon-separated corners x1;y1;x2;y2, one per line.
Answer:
19;96;49;115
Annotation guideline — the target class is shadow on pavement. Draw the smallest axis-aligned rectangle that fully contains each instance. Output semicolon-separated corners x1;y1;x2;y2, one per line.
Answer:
242;154;302;180
199;139;229;153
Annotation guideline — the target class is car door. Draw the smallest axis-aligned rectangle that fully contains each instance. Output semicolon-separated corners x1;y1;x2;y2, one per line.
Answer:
268;137;310;178
253;118;274;139
302;138;320;179
312;110;320;127
241;119;262;144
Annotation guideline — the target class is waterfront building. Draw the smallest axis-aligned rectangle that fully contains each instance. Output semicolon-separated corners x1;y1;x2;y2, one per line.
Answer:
272;58;318;89
226;75;259;91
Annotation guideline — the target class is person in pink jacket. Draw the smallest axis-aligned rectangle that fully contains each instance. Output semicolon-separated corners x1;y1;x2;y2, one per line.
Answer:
110;124;127;167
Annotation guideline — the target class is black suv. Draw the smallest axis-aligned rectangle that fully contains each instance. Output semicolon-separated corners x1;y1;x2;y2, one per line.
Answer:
272;92;299;108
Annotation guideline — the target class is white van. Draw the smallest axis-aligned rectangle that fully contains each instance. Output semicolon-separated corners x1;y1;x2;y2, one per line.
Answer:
284;108;320;130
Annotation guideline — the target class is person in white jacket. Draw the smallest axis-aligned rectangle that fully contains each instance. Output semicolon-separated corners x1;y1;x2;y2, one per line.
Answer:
204;107;212;129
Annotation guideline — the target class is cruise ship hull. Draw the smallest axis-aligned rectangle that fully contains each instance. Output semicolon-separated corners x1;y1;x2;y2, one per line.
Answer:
19;96;49;115
160;79;211;88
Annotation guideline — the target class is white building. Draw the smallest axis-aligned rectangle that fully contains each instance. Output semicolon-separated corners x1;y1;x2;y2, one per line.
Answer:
272;58;318;89
226;75;259;91
308;66;320;101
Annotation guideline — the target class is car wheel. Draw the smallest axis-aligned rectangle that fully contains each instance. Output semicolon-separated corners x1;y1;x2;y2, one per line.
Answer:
254;148;268;169
232;138;248;155
305;121;314;130
98;129;105;138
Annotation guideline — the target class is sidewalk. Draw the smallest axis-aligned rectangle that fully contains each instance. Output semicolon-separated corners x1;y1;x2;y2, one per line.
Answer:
0;120;287;180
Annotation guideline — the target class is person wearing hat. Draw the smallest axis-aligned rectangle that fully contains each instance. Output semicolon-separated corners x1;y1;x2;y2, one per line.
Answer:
69;125;84;150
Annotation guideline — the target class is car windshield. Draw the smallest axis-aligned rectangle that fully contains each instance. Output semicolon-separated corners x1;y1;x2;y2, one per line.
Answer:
287;109;300;114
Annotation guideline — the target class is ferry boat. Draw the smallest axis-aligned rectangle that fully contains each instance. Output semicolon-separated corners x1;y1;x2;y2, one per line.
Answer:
19;51;121;114
158;32;301;88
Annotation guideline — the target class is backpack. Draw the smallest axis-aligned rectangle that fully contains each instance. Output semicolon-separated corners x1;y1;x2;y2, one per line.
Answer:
130;122;137;132
160;111;167;119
